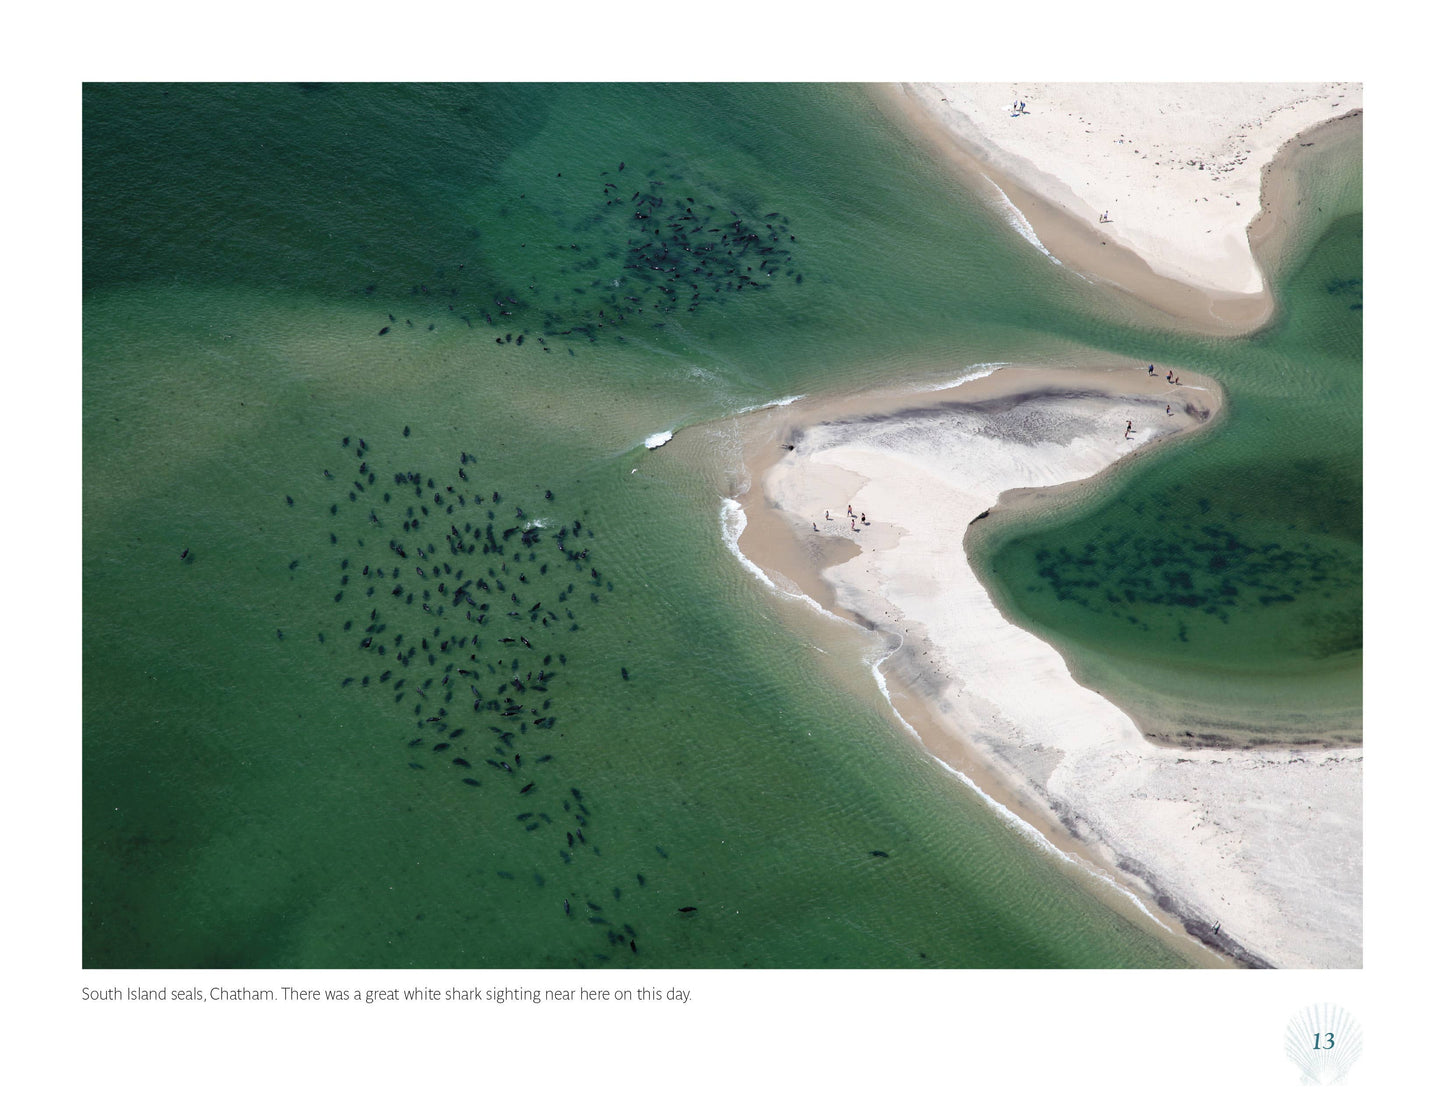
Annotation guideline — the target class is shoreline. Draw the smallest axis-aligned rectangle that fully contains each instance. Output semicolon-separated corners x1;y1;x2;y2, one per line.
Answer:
719;365;1360;968
1247;107;1365;293
873;83;1363;335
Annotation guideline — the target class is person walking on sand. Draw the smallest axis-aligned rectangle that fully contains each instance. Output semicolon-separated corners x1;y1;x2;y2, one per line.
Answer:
825;510;830;520
813;522;818;532
1148;363;1155;374
1165;404;1172;415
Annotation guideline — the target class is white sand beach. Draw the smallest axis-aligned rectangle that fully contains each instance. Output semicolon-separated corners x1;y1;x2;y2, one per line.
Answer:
732;366;1361;968
882;82;1362;331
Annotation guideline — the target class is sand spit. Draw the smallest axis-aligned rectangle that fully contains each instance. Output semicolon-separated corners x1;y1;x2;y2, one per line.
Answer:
731;366;1361;968
882;82;1362;332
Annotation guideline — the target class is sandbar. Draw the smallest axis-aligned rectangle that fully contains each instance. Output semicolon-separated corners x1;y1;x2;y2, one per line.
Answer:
725;364;1361;968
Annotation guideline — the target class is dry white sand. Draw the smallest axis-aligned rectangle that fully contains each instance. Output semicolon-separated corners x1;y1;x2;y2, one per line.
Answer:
740;367;1361;968
890;82;1361;321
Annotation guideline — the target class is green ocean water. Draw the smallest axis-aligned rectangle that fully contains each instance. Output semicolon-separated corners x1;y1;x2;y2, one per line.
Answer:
83;83;1360;968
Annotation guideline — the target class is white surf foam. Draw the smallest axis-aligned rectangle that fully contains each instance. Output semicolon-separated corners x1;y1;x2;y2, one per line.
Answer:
643;430;674;449
863;636;915;738
921;362;1006;393
980;173;1065;267
719;497;780;591
734;393;805;416
718;498;850;626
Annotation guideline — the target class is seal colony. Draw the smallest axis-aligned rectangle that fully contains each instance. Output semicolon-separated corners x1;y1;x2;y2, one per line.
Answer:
359;152;802;351
281;427;664;965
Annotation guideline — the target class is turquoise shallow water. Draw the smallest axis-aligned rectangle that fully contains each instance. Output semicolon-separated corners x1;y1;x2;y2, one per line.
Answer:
83;83;1359;967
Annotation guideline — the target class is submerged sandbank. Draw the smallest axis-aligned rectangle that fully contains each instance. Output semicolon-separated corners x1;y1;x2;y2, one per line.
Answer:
876;82;1362;334
724;365;1360;968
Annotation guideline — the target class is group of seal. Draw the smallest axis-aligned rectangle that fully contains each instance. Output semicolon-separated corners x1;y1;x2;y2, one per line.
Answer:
285;426;667;964
1025;504;1341;642
363;153;804;353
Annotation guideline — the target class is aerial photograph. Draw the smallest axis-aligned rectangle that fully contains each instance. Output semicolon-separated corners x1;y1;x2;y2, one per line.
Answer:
83;81;1362;974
